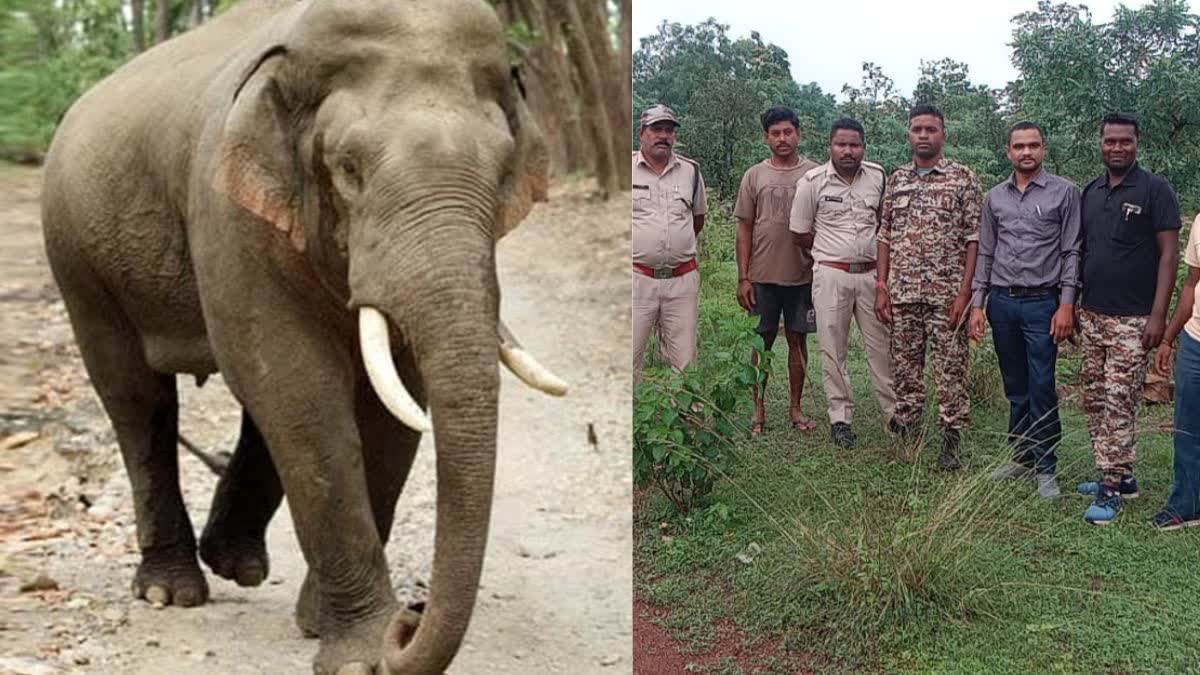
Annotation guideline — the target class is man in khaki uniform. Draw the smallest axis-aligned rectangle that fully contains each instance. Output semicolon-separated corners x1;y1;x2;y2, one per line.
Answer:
791;118;896;448
734;106;820;434
632;104;707;379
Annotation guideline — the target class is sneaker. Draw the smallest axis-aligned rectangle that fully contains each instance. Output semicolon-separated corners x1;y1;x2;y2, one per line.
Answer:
1084;486;1121;524
937;429;961;470
1037;473;1061;500
831;422;855;449
1150;510;1200;531
1076;477;1140;499
990;462;1034;481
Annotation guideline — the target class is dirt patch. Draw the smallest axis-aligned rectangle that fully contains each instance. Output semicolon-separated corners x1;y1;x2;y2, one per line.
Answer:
632;596;813;675
0;165;631;674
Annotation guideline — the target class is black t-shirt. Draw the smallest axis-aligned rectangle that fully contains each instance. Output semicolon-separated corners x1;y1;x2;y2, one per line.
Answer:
1080;164;1181;316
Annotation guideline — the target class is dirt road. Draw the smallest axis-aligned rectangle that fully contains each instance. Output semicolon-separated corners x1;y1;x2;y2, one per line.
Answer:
0;165;632;674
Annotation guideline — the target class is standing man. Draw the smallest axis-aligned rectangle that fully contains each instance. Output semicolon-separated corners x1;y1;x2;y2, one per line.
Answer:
969;121;1080;500
791;118;896;448
875;105;982;470
1151;215;1200;530
734;106;819;434
632;104;707;380
1076;113;1180;525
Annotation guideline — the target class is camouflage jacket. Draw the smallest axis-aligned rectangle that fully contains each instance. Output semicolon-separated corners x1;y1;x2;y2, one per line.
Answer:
879;158;982;305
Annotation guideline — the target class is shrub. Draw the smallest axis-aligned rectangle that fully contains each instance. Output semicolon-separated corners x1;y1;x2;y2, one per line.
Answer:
633;311;770;514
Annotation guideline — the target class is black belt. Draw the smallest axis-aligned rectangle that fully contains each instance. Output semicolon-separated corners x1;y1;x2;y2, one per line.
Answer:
994;286;1057;298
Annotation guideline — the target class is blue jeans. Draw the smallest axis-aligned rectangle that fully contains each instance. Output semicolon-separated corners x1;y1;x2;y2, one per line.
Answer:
986;292;1061;474
1165;331;1200;517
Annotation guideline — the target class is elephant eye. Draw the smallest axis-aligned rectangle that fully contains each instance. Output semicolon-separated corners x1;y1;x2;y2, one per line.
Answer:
336;158;363;192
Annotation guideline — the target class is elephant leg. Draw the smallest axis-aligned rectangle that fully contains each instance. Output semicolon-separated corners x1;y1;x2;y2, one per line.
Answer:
199;410;284;587
212;314;398;674
295;363;423;639
57;283;206;607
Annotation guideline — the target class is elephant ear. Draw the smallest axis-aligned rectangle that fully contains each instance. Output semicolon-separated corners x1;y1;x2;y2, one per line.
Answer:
212;48;307;252
494;71;549;240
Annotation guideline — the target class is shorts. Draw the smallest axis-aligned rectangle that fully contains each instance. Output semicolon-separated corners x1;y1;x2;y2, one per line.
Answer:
751;283;816;335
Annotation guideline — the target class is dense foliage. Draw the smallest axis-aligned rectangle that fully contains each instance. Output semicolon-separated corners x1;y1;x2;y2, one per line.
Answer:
633;0;1200;208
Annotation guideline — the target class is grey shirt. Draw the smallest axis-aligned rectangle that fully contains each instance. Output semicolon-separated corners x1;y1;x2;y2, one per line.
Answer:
971;168;1082;308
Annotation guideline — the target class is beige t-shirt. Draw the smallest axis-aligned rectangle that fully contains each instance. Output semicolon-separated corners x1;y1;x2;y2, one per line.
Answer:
733;157;819;285
1185;216;1200;342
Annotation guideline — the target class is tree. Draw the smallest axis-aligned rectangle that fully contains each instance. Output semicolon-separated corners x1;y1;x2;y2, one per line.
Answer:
1010;0;1200;206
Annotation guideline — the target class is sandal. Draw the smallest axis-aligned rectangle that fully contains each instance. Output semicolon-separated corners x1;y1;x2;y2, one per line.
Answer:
790;417;816;432
750;419;767;436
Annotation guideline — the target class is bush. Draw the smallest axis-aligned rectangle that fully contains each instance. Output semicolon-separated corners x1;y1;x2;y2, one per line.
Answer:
633;311;770;514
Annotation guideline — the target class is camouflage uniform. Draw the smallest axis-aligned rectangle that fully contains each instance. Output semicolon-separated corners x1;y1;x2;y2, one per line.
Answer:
879;159;983;430
1077;308;1150;481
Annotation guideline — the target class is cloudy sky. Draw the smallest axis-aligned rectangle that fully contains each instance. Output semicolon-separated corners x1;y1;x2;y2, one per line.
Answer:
633;0;1162;99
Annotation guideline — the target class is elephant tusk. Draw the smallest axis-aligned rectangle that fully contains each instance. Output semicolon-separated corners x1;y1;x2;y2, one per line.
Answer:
498;320;568;397
359;307;433;433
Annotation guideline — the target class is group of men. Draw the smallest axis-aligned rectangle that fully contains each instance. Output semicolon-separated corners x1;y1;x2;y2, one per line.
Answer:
631;102;1200;530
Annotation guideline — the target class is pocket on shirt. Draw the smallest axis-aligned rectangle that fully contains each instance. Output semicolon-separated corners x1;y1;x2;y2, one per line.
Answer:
670;197;693;218
1111;209;1150;246
632;190;653;213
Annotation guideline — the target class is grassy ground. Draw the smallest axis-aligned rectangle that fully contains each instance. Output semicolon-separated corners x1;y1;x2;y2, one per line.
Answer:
634;212;1200;674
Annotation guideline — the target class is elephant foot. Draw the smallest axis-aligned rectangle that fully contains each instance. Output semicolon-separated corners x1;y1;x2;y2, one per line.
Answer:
132;545;209;607
295;570;319;638
198;532;269;587
313;606;396;675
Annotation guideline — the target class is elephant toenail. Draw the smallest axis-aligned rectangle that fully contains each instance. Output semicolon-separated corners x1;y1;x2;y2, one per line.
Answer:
144;585;170;607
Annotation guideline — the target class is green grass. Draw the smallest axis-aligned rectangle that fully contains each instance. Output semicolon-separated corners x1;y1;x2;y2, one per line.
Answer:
635;213;1200;673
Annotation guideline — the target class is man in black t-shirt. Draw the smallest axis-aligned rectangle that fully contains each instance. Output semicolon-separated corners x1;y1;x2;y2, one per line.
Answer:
1077;113;1181;526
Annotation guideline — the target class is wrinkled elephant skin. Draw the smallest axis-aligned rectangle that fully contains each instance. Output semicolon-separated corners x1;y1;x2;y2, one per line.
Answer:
40;1;550;673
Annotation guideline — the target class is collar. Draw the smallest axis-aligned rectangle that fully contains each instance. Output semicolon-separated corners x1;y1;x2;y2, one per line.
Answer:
824;160;864;184
1096;162;1143;190
1005;167;1049;190
905;157;950;175
635;149;679;174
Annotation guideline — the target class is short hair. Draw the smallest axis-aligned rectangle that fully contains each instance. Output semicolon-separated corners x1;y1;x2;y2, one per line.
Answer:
830;118;866;142
1007;121;1045;145
908;104;944;127
1101;112;1140;137
761;106;800;132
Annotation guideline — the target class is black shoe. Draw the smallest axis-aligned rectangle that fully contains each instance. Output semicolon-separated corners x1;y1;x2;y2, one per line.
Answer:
937;429;961;470
888;417;908;439
831;422;855;449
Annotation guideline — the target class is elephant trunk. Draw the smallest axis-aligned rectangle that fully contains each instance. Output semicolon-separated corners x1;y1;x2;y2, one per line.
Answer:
385;304;499;674
349;213;501;674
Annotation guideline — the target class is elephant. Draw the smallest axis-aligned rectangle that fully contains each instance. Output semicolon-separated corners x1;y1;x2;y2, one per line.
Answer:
40;0;567;673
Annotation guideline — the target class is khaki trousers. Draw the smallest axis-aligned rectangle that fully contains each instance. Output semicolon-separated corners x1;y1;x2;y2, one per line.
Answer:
632;269;700;379
811;264;896;424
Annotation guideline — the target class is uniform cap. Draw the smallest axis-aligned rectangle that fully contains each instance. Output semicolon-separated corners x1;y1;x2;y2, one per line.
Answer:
640;104;679;128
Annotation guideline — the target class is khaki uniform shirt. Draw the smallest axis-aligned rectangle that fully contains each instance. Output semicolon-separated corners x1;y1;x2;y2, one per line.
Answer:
879;159;983;305
1186;217;1200;342
631;150;707;268
733;157;819;285
790;160;886;264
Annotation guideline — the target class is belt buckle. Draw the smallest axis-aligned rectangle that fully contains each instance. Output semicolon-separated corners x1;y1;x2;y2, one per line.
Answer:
653;266;674;280
847;262;867;274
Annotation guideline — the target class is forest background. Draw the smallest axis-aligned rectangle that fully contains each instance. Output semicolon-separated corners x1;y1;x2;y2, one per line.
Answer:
632;0;1200;208
0;0;633;195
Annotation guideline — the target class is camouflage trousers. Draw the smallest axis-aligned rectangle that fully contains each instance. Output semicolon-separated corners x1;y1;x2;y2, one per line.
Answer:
1078;308;1150;480
891;302;970;430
